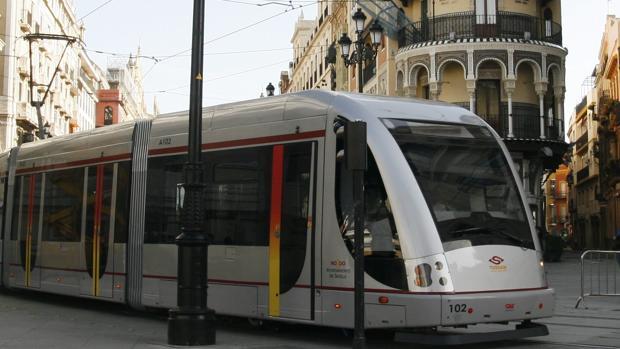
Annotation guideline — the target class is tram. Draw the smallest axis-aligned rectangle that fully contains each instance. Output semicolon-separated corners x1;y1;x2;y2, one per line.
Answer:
0;91;552;338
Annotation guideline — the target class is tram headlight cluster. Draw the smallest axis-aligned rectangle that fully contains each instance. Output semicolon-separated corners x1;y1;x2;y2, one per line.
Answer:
406;255;454;292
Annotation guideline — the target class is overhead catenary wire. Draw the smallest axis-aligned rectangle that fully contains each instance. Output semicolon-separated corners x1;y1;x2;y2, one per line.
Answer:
144;58;291;94
78;0;114;21
157;1;317;63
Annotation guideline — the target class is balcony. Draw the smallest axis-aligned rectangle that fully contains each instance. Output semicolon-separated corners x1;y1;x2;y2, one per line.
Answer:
398;11;562;48
575;133;588;154
576;167;590;183
478;113;541;139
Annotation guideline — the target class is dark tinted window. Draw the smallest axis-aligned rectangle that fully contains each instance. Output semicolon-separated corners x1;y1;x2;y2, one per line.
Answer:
0;176;6;241
10;176;22;240
383;119;533;251
144;155;185;244
280;143;312;293
42;168;84;242
205;147;272;246
114;162;131;243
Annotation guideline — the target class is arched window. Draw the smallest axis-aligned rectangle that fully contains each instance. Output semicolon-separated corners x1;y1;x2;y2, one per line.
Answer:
103;106;113;125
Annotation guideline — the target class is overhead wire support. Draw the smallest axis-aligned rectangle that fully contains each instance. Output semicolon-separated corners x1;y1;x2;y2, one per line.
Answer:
24;33;80;140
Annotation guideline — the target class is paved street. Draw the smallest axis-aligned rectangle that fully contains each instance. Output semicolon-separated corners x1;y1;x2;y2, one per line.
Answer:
0;251;619;349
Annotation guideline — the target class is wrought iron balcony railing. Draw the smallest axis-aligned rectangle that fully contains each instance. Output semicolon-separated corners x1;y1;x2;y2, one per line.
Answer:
476;113;564;141
398;11;562;48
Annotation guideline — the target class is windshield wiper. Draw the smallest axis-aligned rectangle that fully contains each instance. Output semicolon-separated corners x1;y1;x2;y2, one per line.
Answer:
448;226;534;249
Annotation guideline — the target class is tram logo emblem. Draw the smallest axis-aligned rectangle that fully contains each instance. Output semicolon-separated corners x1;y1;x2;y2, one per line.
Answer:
489;256;504;265
488;256;508;272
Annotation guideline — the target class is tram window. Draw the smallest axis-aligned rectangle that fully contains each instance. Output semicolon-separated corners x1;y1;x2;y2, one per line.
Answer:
114;162;131;243
10;176;22;240
205;147;271;246
144;155;186;244
335;138;407;290
42;168;85;242
383;119;533;251
0;177;5;241
280;142;312;294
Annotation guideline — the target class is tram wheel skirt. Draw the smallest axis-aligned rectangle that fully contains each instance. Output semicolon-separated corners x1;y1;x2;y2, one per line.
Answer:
394;322;549;346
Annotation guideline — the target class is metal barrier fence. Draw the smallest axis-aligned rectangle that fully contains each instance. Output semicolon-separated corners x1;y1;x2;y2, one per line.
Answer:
575;250;620;308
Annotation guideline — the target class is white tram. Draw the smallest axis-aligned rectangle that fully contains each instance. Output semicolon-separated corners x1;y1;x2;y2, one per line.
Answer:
0;91;552;337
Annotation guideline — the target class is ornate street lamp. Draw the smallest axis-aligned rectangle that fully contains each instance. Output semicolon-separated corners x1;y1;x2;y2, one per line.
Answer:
338;9;383;93
338;9;383;349
266;82;275;96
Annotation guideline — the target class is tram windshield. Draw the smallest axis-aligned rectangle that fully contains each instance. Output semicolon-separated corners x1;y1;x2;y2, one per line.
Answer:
382;119;534;251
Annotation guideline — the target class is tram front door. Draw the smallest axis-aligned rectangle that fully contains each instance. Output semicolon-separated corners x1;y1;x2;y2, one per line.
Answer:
268;142;316;321
17;174;42;289
80;164;115;298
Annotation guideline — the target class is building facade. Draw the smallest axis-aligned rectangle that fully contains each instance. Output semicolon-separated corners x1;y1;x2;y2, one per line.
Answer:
95;52;148;127
285;0;567;231
544;164;568;238
593;15;620;249
0;0;106;150
567;78;602;249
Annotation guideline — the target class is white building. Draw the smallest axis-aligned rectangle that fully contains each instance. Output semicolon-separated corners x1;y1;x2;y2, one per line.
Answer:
0;0;106;150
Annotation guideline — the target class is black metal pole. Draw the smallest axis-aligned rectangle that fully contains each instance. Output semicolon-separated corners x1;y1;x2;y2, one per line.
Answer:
168;0;216;345
345;121;367;349
357;35;363;93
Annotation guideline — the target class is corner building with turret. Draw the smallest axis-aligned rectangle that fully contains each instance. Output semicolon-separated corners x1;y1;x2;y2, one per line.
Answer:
284;0;567;231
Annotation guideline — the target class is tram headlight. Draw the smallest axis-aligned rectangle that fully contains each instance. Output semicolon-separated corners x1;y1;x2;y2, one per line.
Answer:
414;263;432;287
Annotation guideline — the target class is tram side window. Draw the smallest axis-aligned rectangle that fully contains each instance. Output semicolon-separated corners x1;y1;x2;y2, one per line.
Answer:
205;147;271;246
0;177;5;241
335;139;407;290
10;176;22;240
114;162;131;244
144;155;186;244
42;168;85;242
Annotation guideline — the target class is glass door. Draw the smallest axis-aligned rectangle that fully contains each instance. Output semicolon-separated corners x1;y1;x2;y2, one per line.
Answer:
269;142;316;320
18;174;42;289
81;164;115;298
475;0;497;37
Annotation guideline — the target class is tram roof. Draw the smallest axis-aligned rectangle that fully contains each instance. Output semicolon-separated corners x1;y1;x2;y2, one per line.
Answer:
159;90;483;127
9;91;485;170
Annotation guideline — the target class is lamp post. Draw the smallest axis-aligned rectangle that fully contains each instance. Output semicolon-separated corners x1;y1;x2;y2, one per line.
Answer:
167;0;216;345
338;8;383;93
266;82;275;96
338;10;382;349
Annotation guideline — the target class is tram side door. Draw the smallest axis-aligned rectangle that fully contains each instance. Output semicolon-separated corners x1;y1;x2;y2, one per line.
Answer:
16;174;42;289
268;142;316;320
80;164;115;298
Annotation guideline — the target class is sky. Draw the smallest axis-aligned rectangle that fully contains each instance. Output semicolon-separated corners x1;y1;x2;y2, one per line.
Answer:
74;0;318;114
74;0;620;121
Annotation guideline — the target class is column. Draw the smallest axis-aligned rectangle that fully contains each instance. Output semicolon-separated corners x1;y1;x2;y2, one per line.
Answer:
429;81;441;101
555;86;566;139
539;93;546;139
507;92;514;138
504;80;516;138
406;85;417;98
535;82;548;140
466;79;476;113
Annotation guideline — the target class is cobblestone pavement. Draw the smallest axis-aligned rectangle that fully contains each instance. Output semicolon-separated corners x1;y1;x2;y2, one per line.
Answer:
0;251;618;349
